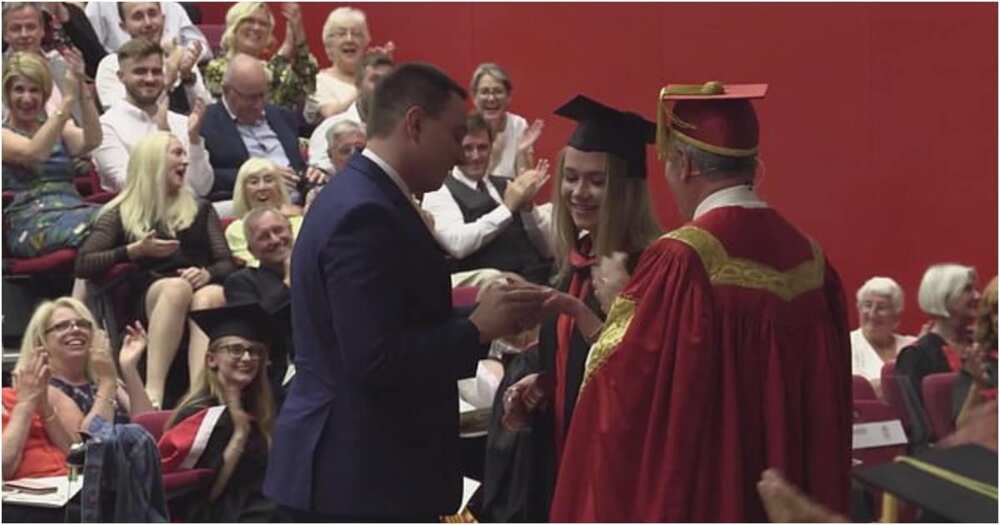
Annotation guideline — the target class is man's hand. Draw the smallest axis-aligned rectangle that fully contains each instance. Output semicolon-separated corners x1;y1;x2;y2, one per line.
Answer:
276;167;301;192
503;159;550;212
304;166;328;186
469;282;551;343
178;41;203;80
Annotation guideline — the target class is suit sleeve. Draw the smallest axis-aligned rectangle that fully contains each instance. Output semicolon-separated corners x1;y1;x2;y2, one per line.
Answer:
323;202;484;390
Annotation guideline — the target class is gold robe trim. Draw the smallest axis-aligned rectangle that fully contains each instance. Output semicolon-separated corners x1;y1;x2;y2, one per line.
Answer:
581;295;637;391
664;226;825;302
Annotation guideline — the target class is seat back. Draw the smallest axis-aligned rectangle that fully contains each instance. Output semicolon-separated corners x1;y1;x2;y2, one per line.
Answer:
852;399;908;466
922;372;958;440
853;375;877;400
880;361;910;427
133;410;173;442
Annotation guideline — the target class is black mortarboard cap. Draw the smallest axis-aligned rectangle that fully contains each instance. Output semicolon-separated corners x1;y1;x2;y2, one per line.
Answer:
190;301;287;345
852;444;998;522
554;95;656;178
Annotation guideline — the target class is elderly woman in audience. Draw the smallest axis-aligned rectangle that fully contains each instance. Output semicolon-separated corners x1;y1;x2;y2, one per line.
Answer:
469;62;544;179
2;51;100;263
313;7;393;120
850;276;917;393
226;158;304;267
75;131;234;409
203;2;317;115
303;120;367;213
952;275;997;428
896;263;980;409
13;298;154;438
159;302;278;522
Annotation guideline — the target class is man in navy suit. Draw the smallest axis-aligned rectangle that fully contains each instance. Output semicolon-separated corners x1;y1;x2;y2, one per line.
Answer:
263;63;550;521
199;54;316;202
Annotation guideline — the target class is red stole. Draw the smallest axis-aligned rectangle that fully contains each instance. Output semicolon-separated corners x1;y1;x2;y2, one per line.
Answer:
553;237;594;460
942;345;962;371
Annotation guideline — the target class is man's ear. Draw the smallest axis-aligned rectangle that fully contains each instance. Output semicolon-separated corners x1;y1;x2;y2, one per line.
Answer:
402;106;424;143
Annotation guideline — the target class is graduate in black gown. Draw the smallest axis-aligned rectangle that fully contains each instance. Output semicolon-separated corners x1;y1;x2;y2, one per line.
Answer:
470;95;661;522
158;302;281;522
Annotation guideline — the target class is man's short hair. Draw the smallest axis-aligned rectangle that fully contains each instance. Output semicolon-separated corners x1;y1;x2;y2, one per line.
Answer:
243;206;291;250
354;51;394;88
669;140;757;181
326;119;364;146
366;62;467;139
2;3;42;24
465;111;493;143
117;38;164;64
118;2;161;22
222;53;270;87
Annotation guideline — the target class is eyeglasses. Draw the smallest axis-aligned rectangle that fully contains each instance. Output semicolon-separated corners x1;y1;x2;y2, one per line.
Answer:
329;28;366;39
476;87;507;99
215;343;267;361
333;143;363;157
45;318;93;335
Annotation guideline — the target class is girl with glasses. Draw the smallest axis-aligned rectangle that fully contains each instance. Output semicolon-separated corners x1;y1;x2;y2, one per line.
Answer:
159;302;278;522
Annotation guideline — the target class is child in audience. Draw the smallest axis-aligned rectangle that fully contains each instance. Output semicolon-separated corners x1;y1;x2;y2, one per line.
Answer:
159;302;278;522
75;131;234;409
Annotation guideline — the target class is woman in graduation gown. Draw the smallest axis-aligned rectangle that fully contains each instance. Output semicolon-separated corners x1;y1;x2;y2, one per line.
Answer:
471;95;662;522
158;302;278;522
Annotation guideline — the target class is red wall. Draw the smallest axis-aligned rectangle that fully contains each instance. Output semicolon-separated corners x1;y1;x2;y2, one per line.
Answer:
200;2;998;332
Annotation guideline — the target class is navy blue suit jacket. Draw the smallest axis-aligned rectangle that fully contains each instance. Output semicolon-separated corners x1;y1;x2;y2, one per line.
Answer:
263;153;485;517
200;102;305;196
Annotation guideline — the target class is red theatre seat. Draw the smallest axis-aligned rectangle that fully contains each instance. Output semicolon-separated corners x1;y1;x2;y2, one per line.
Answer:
879;361;911;428
5;248;78;274
922;372;958;441
133;410;216;497
853;375;877;400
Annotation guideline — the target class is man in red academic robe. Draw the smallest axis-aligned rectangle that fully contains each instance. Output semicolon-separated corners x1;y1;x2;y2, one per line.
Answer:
549;82;853;522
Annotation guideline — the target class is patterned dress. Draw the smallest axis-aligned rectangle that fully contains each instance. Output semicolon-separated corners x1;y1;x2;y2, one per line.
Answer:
2;124;99;258
202;44;318;115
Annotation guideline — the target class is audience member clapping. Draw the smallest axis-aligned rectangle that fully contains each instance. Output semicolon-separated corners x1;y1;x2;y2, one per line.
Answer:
93;38;213;197
952;275;997;428
312;7;394;120
84;1;210;56
896;264;980;411
850;276;916;395
202;2;318;116
469;62;544;179
2;51;101;260
2;3;69;116
75;131;234;409
159;302;278;522
14;298;154;441
308;50;393;173
225;158;304;267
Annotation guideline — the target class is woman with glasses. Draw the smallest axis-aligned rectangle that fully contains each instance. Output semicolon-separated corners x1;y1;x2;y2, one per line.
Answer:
159;302;278;522
202;2;317;116
314;7;393;120
225;158;304;267
850;276;916;395
11;297;154;440
469;63;544;179
75;131;234;409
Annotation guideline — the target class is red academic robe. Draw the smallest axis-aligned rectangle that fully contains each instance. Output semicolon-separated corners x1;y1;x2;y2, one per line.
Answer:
549;207;853;522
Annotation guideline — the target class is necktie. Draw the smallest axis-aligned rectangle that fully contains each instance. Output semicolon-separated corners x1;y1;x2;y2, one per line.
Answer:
476;180;489;195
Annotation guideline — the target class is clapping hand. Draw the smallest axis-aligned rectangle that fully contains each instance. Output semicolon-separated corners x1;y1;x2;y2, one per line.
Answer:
187;98;206;144
369;40;396;57
12;348;51;409
88;330;119;388
118;321;148;371
178;41;203;79
517;119;544;156
503;159;550;212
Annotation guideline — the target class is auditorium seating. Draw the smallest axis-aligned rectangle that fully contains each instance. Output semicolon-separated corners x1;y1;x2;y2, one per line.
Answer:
922;372;959;441
852;375;877;400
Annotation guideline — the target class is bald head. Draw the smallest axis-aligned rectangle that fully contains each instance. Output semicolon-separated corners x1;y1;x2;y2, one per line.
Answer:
222;54;269;124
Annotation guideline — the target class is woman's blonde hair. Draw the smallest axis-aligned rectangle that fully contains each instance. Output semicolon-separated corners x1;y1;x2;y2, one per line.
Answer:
167;336;276;447
232;157;290;217
974;276;997;348
2;51;53;109
220;2;275;57
15;297;97;382
101;131;199;240
550;148;662;282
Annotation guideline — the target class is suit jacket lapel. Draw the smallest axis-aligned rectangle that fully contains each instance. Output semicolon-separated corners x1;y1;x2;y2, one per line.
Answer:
265;106;300;167
350;155;443;254
217;105;250;161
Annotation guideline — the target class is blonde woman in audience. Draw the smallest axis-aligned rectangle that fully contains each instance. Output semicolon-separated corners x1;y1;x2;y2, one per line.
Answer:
202;2;317;114
159;303;277;522
12;298;154;439
896;263;980;408
226;158;304;267
75;131;234;409
850;276;916;393
469;62;544;179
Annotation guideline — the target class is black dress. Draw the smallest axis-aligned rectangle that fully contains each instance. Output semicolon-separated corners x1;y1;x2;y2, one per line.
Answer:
169;396;276;522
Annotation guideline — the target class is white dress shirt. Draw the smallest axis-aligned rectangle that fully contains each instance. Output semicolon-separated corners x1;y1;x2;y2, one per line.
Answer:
85;1;211;57
96;53;212;112
309;101;363;172
422;167;552;259
693;184;769;219
93;101;213;197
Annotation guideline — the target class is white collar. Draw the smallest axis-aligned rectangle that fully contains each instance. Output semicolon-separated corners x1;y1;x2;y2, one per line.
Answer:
222;96;263;125
451;166;489;190
693;184;768;219
118;99;158;122
362;148;413;200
